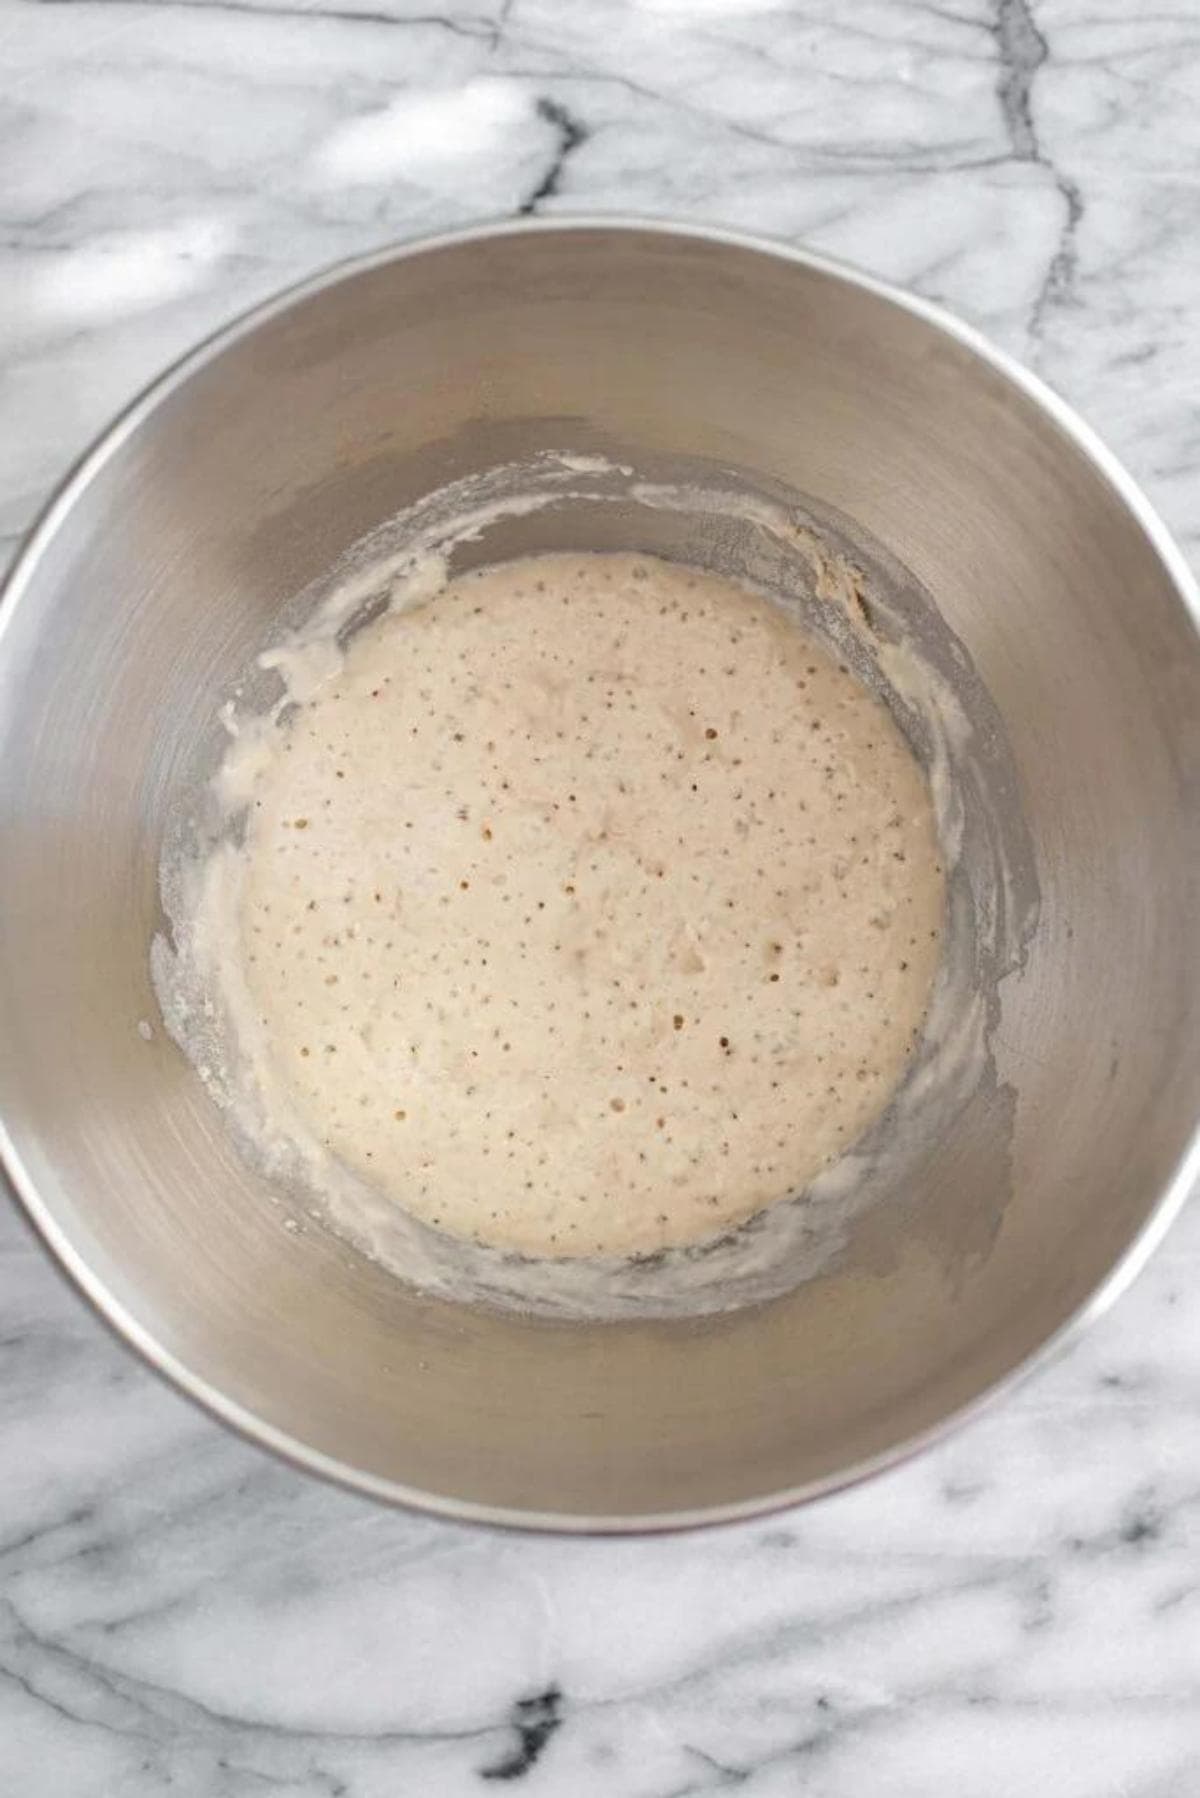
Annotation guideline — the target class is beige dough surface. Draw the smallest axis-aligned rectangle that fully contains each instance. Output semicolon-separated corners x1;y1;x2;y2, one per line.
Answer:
239;552;943;1258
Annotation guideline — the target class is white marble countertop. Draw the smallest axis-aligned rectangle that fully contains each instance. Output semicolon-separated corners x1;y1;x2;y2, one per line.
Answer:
4;2;1200;1791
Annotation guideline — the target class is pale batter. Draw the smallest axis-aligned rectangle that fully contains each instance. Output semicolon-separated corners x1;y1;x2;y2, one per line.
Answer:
235;553;943;1258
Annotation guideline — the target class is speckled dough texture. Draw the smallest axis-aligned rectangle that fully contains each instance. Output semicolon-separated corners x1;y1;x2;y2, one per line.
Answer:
233;552;944;1259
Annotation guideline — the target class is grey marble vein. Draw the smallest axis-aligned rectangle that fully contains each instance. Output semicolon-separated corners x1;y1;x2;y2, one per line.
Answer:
992;0;1084;338
4;0;1200;1791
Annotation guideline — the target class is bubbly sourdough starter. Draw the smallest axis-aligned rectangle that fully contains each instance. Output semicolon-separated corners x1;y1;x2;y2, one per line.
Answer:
234;552;943;1259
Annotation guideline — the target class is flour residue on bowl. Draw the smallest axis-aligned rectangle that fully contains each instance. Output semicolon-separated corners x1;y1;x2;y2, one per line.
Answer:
154;455;1037;1317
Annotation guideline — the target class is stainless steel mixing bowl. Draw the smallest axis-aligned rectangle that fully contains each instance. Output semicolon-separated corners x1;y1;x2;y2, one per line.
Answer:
2;221;1198;1529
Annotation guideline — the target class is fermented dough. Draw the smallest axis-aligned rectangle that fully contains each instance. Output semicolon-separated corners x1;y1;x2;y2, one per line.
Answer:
235;552;943;1258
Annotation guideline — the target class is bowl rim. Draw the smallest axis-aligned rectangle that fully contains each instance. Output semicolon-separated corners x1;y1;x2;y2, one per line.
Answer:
3;213;1199;1534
